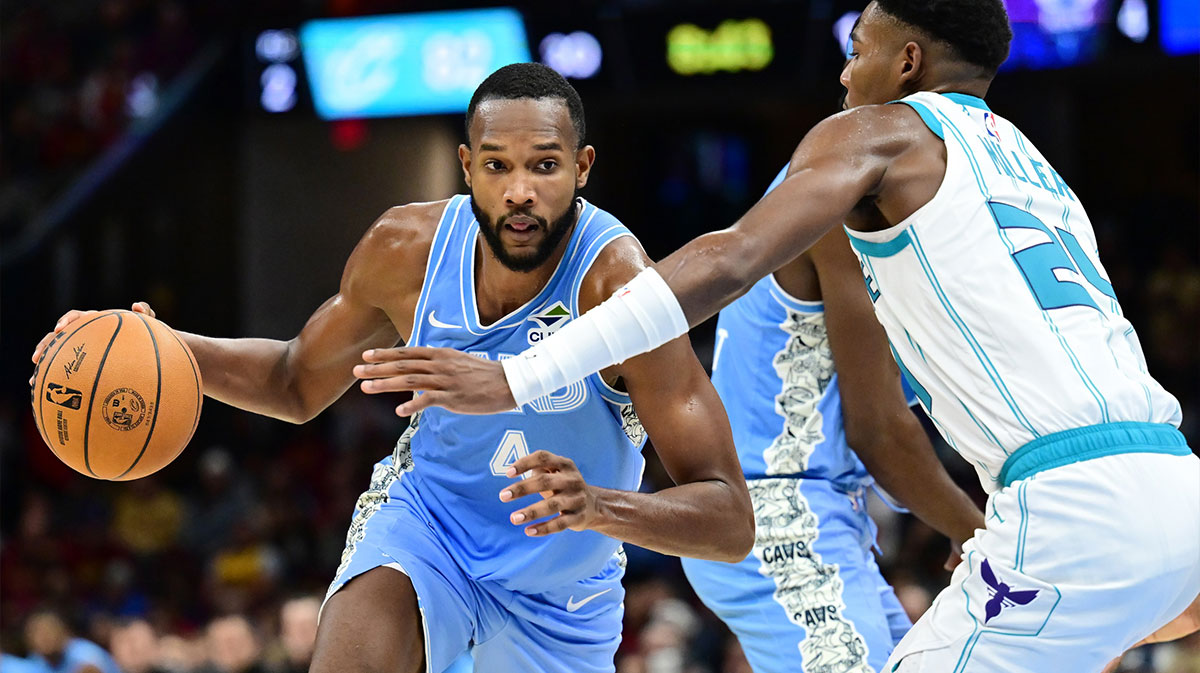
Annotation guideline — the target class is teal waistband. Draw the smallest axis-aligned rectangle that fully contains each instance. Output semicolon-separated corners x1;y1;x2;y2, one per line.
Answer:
999;422;1191;487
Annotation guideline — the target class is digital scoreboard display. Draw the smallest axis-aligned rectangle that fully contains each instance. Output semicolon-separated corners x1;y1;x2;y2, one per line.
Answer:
299;8;531;119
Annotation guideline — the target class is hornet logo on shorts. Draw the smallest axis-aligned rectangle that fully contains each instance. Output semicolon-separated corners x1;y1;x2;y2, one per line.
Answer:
526;301;571;344
981;559;1039;623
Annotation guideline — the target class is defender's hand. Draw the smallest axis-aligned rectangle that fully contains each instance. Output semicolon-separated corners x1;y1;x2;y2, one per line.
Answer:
353;346;517;416
498;450;600;537
30;302;155;385
944;538;966;572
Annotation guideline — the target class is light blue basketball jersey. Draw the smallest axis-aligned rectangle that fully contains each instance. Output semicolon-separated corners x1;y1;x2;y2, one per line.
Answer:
711;165;870;486
406;195;646;593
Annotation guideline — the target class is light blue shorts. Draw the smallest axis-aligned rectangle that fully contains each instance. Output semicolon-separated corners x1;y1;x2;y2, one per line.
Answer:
683;477;910;673
324;454;626;673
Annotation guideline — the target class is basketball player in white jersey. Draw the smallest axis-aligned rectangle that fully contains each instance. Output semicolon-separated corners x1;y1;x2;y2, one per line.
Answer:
373;1;1200;670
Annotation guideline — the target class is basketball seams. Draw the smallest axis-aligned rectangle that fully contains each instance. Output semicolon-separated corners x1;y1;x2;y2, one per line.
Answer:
82;311;125;479
35;313;116;465
116;312;163;480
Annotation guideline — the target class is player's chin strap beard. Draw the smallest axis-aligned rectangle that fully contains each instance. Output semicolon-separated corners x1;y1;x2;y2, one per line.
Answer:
471;194;581;274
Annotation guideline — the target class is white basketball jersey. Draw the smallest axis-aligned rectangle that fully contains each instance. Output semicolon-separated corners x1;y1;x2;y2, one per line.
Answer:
845;91;1181;492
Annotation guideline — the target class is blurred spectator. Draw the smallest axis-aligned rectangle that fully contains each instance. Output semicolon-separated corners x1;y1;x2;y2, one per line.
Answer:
110;480;185;555
204;616;266;673
24;610;119;673
109;619;167;673
263;597;318;673
156;635;207;673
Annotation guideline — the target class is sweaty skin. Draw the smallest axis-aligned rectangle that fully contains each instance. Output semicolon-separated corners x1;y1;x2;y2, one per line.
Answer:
31;97;753;673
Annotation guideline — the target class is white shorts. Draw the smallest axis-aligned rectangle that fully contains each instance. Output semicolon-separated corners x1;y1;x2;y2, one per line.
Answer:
887;451;1200;672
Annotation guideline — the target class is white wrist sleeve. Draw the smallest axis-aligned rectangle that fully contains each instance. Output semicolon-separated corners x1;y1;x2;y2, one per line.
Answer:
502;267;689;406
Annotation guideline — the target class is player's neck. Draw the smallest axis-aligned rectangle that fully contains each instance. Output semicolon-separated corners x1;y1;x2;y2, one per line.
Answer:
474;232;573;323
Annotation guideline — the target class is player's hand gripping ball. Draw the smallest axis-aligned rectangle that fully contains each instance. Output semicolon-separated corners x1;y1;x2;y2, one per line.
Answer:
31;307;202;480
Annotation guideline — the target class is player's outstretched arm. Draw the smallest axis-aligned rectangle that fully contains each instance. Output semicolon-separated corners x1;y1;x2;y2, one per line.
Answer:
499;238;754;562
810;229;984;551
377;106;925;416
29;206;434;424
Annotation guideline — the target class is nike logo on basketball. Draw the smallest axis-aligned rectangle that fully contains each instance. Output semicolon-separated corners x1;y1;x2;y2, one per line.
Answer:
566;588;612;612
427;311;461;330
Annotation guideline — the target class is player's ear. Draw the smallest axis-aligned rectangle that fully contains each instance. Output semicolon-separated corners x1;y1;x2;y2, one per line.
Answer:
575;145;596;189
898;41;923;84
458;144;473;188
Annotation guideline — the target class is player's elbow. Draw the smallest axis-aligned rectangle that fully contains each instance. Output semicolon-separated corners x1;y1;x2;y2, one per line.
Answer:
714;480;755;563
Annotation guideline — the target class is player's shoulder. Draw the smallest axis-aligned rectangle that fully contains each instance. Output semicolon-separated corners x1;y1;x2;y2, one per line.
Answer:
804;102;939;158
362;199;454;253
577;231;650;314
343;198;455;297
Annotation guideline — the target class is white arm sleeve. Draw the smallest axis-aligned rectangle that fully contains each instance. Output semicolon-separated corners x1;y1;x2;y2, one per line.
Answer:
501;268;689;406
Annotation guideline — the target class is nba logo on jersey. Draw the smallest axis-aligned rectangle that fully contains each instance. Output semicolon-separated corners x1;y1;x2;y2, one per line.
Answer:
984;112;1001;141
527;302;571;344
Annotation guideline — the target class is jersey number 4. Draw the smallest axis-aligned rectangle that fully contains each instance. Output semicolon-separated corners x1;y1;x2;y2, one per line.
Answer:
490;430;531;477
989;202;1117;312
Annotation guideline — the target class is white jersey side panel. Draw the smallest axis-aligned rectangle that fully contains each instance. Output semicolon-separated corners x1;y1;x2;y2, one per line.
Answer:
845;91;1181;491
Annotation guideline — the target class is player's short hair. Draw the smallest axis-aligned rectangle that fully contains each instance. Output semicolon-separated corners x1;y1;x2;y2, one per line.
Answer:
465;63;586;149
874;0;1013;75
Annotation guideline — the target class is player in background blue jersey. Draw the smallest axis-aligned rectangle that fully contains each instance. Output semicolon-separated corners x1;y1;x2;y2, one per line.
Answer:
680;164;984;672
31;63;753;673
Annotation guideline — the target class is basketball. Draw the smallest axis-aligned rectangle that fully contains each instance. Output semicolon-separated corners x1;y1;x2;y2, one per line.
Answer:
30;310;203;481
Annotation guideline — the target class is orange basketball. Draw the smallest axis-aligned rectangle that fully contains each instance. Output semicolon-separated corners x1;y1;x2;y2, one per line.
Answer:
31;310;203;480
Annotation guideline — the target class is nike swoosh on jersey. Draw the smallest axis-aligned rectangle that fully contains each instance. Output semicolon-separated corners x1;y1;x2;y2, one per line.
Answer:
427;311;461;329
566;588;612;612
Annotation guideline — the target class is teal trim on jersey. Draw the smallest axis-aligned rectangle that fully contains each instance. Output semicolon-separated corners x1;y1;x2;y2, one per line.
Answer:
888;343;932;410
844;227;913;257
1015;480;1030;571
909;228;1040;437
891;99;944;139
942;92;991;111
999;422;1190;487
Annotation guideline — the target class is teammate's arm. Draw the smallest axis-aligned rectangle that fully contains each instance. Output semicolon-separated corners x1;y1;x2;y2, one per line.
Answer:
30;205;432;424
810;229;983;545
499;238;754;562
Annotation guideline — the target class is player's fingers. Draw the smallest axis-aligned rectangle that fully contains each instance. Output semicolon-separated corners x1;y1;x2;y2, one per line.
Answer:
525;514;577;537
131;301;155;317
360;374;445;395
54;309;94;331
507;450;571;477
500;472;569;501
353;360;438;380
31;331;59;364
395;392;438;417
509;496;569;525
362;346;448;362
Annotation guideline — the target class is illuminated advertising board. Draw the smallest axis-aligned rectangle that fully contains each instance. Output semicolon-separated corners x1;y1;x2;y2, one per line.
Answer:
300;8;531;119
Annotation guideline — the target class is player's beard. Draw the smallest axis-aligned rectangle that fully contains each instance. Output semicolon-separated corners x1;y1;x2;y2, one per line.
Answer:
471;192;579;273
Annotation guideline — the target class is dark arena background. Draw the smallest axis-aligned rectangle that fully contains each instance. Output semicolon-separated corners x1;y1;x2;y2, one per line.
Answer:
2;1;1198;671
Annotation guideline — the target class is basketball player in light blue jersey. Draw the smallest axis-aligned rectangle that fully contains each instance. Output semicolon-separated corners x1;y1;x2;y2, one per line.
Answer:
680;164;984;672
386;3;1200;670
31;63;753;673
